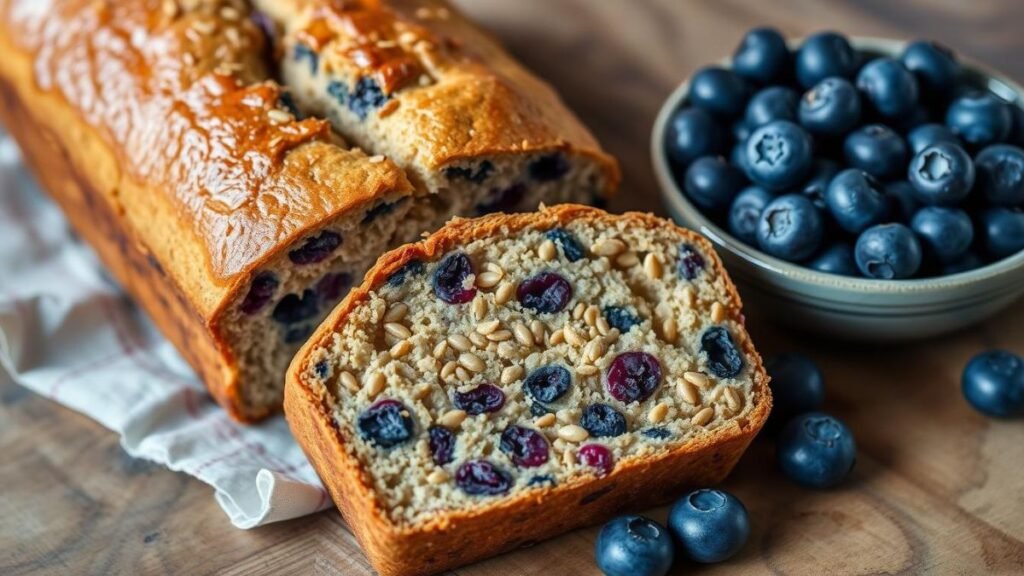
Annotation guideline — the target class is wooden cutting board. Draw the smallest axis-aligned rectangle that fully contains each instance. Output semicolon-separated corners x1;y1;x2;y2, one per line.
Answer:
3;1;1024;574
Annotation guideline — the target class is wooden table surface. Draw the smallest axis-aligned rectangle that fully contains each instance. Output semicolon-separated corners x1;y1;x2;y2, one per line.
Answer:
4;1;1024;574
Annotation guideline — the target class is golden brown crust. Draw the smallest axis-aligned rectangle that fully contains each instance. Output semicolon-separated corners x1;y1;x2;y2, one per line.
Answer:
259;0;620;190
285;204;771;576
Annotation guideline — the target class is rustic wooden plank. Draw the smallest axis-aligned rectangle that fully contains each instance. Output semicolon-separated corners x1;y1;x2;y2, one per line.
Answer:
3;1;1024;574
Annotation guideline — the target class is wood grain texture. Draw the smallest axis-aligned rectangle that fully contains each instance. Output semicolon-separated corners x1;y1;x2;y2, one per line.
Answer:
3;0;1024;574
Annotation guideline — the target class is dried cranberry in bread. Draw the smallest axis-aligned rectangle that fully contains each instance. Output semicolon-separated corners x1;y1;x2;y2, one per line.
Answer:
0;0;618;421
286;205;771;576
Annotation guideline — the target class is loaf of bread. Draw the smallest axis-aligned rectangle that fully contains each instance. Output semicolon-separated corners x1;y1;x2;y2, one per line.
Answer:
0;0;618;421
286;204;770;576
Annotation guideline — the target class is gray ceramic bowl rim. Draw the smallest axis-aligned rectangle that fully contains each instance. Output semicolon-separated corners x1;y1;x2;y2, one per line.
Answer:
652;36;1024;296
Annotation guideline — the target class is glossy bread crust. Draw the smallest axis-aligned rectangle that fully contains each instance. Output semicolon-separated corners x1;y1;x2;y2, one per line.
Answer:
285;204;771;576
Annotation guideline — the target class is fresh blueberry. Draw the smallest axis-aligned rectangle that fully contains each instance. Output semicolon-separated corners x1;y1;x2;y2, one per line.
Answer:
895;106;933;135
975;144;1024;206
744;86;799;128
701;326;744;379
798;77;861;136
900;40;959;102
766;353;825;427
288;231;342;265
455;459;512;496
910;207;974;263
856;58;919;118
529;153;570;182
668;489;750;563
795;32;858;88
907;123;959;155
523;365;572;404
665;107;725;169
732;27;790;84
946;91;1012;148
677;243;707;280
606;352;662;404
883;181;921;222
240;272;279;314
855;223;923;279
516;272;572;313
428;426;455;465
544;228;585;262
777;412;856;488
962;350;1024;417
578;443;615;475
1009;105;1024;146
357;400;414;448
728;186;773;244
756;194;824;261
808;243;858;276
980;207;1024;259
797;159;841;210
730;139;750;175
433;253;477;304
684;156;745;214
843;124;908;180
733;120;754;145
386;259;424;288
580;403;628;438
744;120;814;191
907;141;975;205
272;290;320;324
595;516;675;576
824;169;888;234
942;251;985;275
499;425;550;467
452;384;505;415
687;66;749;118
603;306;642;333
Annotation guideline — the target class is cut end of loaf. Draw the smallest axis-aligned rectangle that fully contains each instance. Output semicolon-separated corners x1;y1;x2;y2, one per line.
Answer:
290;205;770;525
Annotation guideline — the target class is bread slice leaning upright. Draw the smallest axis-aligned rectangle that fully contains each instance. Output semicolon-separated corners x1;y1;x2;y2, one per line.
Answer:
286;204;771;576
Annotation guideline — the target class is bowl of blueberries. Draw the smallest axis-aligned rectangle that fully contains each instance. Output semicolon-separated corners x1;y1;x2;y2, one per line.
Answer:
652;28;1024;340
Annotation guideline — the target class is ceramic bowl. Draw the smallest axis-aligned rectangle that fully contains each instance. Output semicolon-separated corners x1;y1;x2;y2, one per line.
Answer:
652;37;1024;341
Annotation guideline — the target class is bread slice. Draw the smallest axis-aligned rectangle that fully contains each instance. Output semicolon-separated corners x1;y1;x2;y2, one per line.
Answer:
286;204;771;576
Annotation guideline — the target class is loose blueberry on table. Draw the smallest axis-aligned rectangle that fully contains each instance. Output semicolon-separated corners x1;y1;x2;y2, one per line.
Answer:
777;412;857;488
595;515;675;576
962;350;1024;417
667;27;1024;279
668;488;750;563
765;353;826;429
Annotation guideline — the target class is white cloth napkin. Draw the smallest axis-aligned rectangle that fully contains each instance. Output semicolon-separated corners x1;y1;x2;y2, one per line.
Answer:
0;132;331;528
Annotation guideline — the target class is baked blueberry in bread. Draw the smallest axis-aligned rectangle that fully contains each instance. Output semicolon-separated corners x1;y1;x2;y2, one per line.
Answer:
286;205;770;576
0;0;618;421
